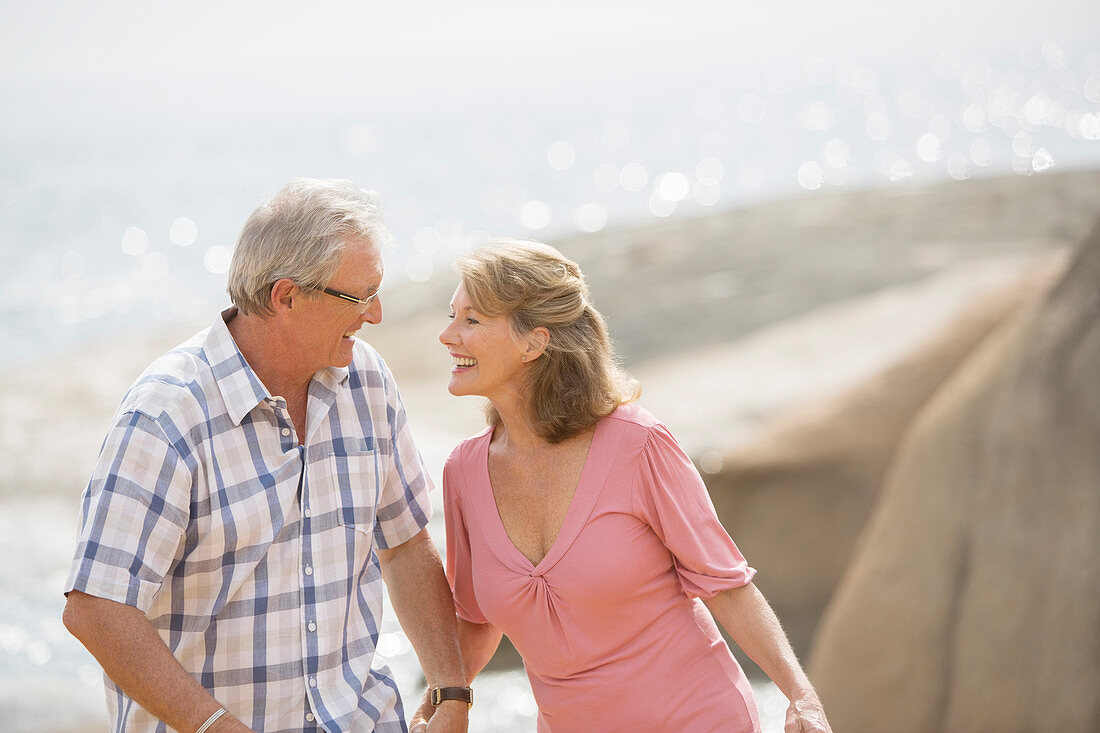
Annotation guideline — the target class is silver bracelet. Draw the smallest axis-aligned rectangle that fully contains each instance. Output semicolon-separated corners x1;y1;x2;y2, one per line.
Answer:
195;707;228;733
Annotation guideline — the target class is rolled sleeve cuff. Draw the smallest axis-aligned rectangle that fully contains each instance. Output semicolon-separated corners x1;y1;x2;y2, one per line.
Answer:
678;563;757;600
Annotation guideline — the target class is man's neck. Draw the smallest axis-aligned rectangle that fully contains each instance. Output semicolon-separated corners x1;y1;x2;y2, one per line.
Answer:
225;310;313;401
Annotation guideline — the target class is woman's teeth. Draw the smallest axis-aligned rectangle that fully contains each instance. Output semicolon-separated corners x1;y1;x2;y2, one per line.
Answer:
453;356;477;367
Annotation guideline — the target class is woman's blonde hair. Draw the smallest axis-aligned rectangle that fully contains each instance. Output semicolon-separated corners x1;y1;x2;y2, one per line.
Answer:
455;239;639;443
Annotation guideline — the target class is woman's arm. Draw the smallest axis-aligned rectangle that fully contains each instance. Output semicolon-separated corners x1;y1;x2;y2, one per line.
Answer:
456;617;505;684
704;582;832;733
410;618;503;732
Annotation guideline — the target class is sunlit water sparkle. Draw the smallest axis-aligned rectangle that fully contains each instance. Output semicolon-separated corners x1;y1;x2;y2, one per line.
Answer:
1;45;1098;366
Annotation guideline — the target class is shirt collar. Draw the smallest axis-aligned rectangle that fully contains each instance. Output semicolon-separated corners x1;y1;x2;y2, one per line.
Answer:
203;306;274;426
203;306;351;427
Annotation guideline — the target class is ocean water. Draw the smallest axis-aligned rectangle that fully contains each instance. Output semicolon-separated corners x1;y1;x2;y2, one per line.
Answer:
2;39;1099;366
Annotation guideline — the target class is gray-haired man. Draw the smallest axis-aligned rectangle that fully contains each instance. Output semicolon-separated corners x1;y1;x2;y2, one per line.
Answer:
64;179;469;732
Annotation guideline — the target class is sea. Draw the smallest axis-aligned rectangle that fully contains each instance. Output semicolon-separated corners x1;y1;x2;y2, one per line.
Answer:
1;6;1099;730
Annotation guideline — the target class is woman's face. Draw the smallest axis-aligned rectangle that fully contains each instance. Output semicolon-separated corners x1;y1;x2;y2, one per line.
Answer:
438;283;530;402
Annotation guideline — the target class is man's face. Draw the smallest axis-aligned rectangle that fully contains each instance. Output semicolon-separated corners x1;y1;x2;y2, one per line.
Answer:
293;237;383;373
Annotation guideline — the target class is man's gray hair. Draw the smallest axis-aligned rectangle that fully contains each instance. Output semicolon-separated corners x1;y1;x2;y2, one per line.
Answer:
228;178;395;316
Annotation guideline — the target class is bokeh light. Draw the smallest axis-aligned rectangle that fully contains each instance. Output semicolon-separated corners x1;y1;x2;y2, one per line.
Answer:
797;161;824;190
169;217;198;247
547;141;576;171
656;172;691;202
121;227;149;257
203;245;232;275
575;203;607;233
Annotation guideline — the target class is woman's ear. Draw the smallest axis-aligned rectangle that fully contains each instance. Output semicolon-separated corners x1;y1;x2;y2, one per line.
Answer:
522;326;551;362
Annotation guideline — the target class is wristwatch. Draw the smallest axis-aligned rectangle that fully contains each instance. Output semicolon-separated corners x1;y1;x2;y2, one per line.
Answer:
430;686;473;709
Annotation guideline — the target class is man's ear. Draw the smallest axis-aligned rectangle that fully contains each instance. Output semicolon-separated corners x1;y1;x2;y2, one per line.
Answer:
269;278;299;315
522;326;551;362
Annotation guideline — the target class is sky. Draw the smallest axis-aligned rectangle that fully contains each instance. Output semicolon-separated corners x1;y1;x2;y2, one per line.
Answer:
3;1;1097;102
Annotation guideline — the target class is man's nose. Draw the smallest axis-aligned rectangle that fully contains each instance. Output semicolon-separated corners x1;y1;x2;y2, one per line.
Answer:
362;296;382;326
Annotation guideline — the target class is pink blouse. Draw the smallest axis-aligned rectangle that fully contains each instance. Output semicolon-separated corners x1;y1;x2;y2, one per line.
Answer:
443;404;761;732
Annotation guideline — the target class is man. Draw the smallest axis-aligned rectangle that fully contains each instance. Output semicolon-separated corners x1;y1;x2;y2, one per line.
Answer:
63;179;469;732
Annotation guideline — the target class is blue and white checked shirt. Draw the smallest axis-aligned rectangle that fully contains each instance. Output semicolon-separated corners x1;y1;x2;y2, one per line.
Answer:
66;308;433;733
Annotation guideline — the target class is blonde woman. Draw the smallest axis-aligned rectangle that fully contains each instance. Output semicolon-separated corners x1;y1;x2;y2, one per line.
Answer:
419;239;830;732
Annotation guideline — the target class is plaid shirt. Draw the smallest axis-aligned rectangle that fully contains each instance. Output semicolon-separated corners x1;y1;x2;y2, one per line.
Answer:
66;308;432;733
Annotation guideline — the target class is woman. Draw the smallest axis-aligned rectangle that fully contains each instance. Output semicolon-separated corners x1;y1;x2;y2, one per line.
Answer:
424;239;831;732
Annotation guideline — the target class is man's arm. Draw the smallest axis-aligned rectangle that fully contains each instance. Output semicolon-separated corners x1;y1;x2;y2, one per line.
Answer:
63;591;251;733
377;528;468;732
408;616;503;731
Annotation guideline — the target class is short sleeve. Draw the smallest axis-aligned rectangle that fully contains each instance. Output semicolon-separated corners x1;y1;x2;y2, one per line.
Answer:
65;410;191;611
632;422;756;599
373;357;433;549
442;455;488;624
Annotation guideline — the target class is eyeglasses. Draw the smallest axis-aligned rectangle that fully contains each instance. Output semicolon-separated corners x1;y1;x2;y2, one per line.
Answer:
320;286;379;314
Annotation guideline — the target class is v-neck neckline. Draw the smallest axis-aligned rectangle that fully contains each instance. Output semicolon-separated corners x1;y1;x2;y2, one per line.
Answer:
474;413;625;575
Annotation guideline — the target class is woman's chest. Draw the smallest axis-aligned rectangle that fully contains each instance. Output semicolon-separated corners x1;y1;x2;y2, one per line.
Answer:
488;446;590;567
471;499;677;619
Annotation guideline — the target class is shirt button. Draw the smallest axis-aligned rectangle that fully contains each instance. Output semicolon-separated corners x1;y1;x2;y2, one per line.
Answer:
309;677;317;688
306;714;315;722
304;506;311;517
304;565;313;576
281;428;291;436
308;622;317;632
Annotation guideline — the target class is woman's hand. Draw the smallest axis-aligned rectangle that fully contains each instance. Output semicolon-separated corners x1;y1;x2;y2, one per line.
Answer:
409;689;469;733
784;689;832;733
409;688;434;732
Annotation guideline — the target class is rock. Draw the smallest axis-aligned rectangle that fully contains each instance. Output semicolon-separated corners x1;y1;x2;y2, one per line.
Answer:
808;218;1100;732
703;258;1064;661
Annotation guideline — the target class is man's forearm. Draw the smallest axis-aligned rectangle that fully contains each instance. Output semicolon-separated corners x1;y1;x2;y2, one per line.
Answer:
377;529;466;687
63;590;250;733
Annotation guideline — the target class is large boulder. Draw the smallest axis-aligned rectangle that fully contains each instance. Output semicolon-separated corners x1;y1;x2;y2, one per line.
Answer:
808;218;1100;732
703;258;1064;660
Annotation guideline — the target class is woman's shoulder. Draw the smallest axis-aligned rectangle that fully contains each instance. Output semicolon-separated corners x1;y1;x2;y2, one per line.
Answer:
444;425;494;469
604;402;663;432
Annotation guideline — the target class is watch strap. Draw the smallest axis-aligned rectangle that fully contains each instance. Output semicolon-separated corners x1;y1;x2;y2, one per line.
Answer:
430;686;473;709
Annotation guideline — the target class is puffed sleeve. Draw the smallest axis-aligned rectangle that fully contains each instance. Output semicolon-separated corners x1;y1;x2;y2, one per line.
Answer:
632;422;756;598
442;452;488;624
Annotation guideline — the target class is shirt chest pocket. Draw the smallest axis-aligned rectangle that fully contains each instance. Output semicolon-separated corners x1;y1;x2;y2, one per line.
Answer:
310;450;380;539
